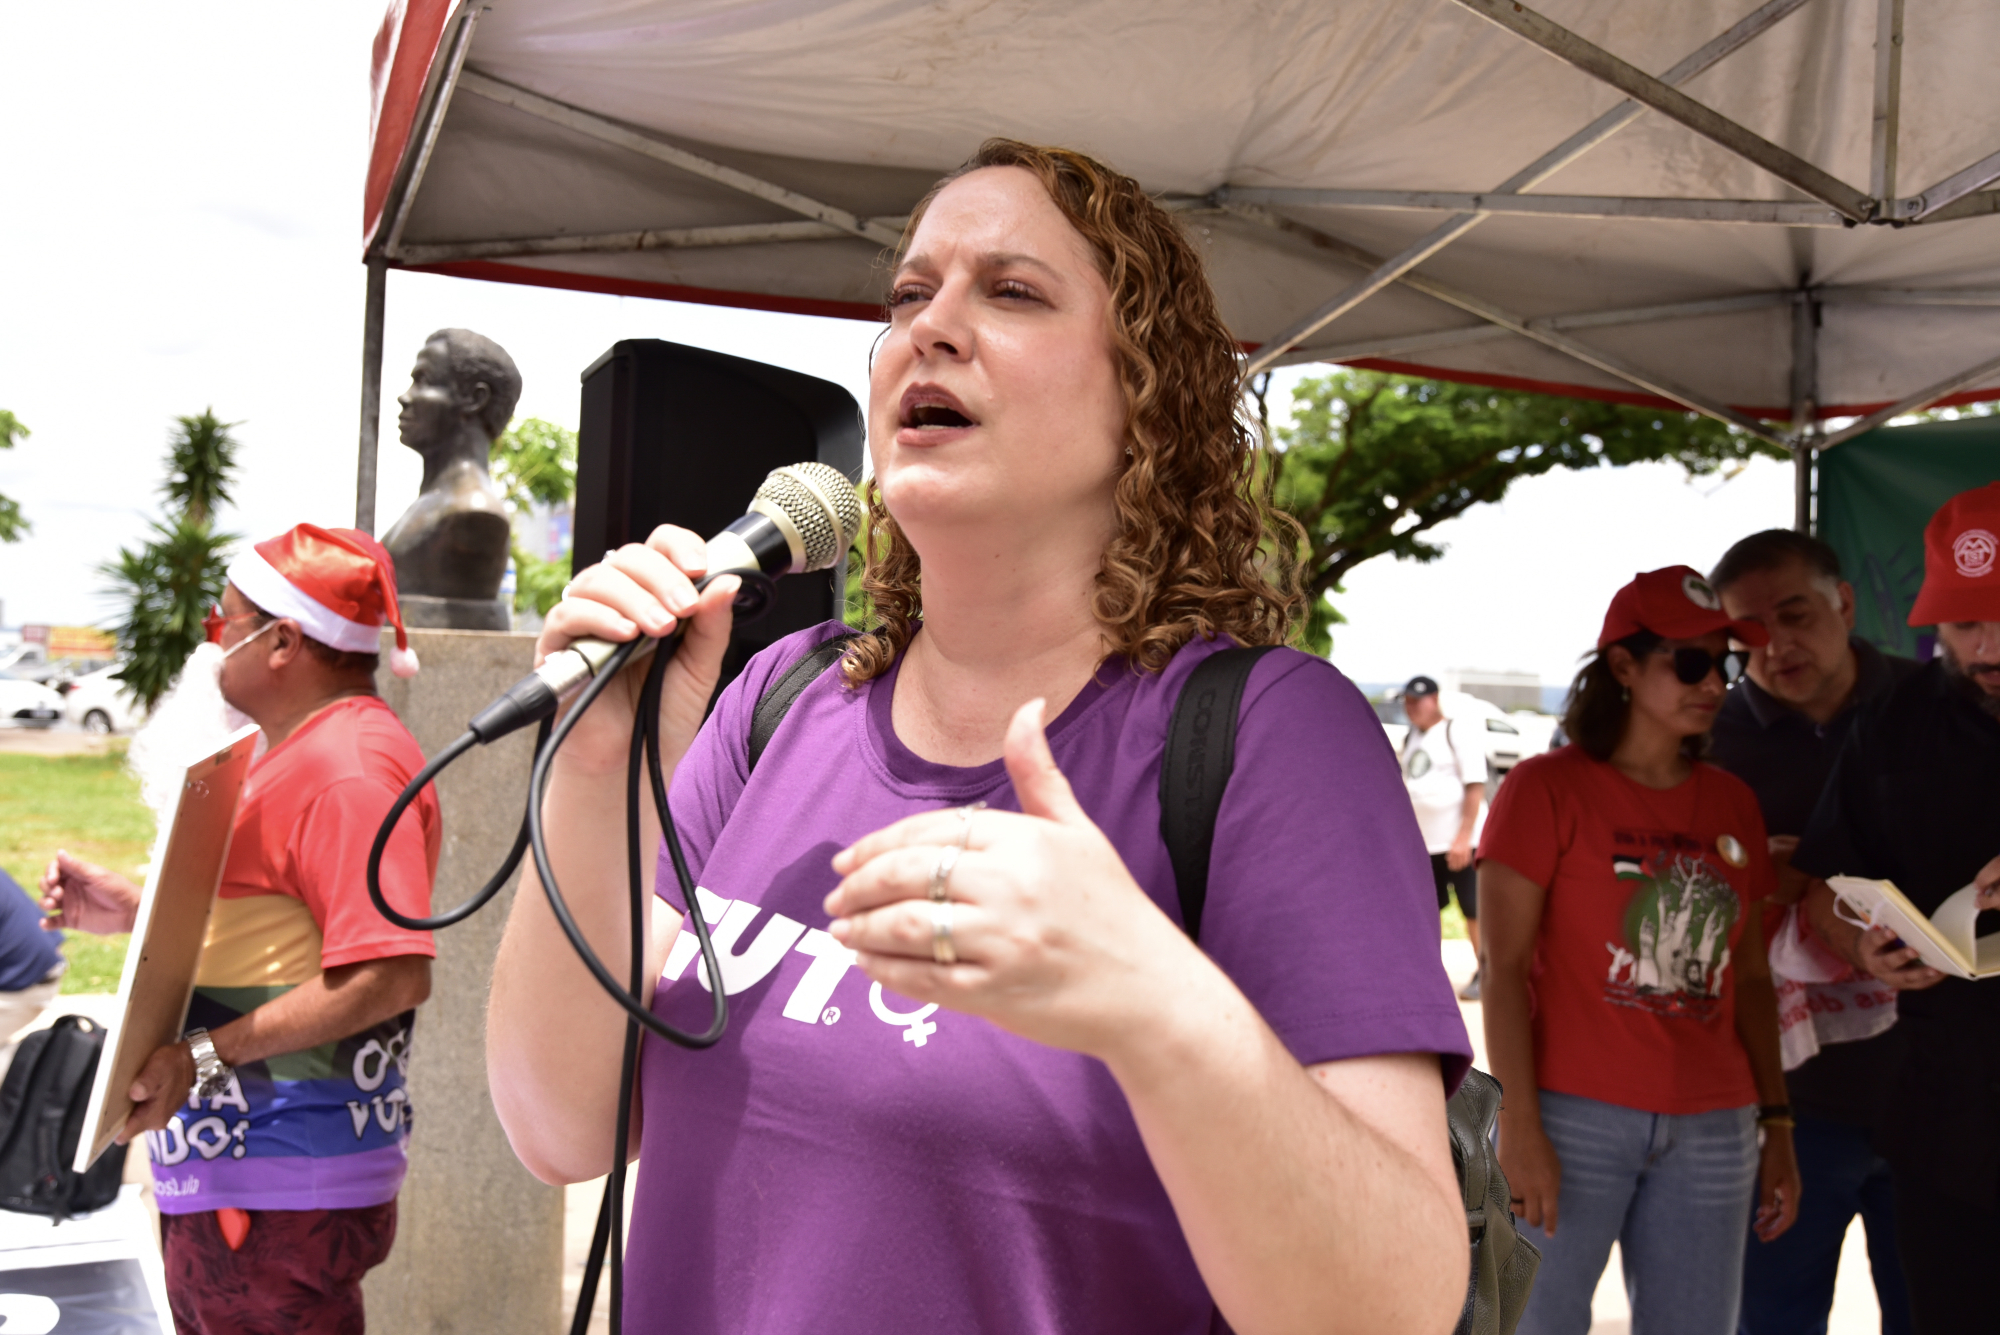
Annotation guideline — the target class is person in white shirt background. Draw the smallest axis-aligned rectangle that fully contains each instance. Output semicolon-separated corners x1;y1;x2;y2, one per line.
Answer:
1400;675;1487;1000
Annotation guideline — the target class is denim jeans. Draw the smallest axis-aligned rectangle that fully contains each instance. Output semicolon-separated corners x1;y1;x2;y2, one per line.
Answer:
1516;1090;1759;1335
1738;1114;1912;1335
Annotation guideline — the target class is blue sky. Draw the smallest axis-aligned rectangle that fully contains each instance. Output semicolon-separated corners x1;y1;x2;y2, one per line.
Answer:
0;3;1801;690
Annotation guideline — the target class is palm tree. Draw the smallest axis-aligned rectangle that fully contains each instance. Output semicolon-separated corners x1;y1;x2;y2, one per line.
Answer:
99;412;244;711
161;409;240;527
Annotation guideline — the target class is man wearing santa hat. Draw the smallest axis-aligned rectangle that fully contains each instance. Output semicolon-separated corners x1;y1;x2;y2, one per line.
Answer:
1792;482;2000;1334
42;524;439;1334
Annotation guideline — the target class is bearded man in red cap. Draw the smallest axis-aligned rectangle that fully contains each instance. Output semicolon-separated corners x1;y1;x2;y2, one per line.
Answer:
1791;482;2000;1334
42;524;439;1335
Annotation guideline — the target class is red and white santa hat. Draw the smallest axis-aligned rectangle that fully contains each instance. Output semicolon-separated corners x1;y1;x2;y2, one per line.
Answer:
226;524;420;677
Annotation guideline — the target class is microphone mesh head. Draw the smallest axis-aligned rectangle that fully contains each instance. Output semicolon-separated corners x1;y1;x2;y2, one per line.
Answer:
756;463;865;571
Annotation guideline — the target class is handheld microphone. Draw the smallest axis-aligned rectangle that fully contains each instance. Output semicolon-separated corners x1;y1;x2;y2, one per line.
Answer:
465;462;864;744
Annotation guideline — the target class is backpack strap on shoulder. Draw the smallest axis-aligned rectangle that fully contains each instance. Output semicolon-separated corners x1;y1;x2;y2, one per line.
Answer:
747;633;861;774
1158;645;1280;942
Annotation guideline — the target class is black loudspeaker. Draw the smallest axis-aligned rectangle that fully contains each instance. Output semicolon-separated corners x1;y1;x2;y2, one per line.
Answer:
575;339;866;695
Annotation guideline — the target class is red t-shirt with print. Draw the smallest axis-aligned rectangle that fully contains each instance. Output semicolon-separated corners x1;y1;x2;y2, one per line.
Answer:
216;694;438;968
1479;745;1775;1115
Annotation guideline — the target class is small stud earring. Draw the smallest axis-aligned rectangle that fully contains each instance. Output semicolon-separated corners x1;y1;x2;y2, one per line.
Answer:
1620;686;1631;703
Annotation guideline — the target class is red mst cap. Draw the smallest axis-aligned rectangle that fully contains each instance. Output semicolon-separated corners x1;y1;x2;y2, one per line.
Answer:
1598;565;1771;649
1908;482;2000;626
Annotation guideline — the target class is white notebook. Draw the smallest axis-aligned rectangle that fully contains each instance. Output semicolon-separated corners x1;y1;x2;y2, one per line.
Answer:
1826;875;2000;981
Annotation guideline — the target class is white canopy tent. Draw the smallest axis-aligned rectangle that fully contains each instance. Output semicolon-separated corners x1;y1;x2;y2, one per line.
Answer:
357;0;2000;531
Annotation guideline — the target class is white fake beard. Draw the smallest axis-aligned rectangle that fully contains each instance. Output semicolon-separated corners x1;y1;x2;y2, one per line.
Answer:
127;641;261;832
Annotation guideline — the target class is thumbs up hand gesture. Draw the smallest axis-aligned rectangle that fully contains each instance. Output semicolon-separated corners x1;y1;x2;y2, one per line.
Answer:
827;699;1200;1059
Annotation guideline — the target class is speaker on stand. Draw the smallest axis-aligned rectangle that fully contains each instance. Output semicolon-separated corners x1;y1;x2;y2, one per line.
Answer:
574;339;866;700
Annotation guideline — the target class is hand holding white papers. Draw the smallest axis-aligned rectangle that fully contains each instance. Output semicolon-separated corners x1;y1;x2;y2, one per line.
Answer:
1826;876;2000;981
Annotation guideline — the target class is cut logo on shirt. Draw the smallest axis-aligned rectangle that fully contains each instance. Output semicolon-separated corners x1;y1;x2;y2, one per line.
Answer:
1602;835;1740;1021
659;888;942;1047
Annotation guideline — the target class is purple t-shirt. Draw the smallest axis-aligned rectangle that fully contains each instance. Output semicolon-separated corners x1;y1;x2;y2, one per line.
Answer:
631;624;1470;1334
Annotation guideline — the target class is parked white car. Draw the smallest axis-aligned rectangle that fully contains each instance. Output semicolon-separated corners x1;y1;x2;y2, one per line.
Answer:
1373;691;1557;779
61;665;145;735
0;676;65;728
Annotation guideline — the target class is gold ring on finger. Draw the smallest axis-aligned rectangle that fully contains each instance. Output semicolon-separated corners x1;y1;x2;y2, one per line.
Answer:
928;843;960;903
931;900;957;965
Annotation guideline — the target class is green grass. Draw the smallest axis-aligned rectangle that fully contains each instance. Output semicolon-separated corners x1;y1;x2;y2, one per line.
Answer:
0;747;150;993
1441;902;1468;941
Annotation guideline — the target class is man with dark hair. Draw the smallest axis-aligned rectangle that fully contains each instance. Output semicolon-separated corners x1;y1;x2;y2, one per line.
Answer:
1398;675;1486;999
1707;528;1918;1333
1791;483;2000;1334
41;524;437;1334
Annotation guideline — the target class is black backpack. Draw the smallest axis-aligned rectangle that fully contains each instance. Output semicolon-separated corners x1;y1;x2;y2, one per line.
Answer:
749;637;1538;1335
0;1014;128;1221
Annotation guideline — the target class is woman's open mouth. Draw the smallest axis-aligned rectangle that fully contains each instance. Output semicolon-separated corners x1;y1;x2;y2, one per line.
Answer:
899;385;977;432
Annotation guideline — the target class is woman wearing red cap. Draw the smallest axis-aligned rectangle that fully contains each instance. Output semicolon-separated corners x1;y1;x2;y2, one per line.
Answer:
1479;566;1800;1335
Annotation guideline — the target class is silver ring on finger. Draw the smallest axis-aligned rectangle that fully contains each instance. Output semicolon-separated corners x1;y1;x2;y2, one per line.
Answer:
954;800;985;850
928;843;960;903
931;900;957;966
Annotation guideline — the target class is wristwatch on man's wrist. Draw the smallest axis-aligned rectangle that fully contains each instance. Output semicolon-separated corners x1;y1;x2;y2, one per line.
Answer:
184;1027;233;1098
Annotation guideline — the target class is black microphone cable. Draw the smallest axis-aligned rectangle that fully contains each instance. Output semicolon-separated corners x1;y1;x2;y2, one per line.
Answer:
364;569;772;1335
366;462;863;1333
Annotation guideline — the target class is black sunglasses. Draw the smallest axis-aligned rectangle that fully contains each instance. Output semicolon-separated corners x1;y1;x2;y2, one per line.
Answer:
1659;646;1749;686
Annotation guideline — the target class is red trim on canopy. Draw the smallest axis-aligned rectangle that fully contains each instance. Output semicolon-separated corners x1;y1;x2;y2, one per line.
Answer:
364;0;455;250
1335;356;2000;423
398;258;890;323
387;258;2000;421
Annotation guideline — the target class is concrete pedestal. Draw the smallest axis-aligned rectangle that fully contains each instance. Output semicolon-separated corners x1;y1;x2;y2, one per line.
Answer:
366;629;562;1335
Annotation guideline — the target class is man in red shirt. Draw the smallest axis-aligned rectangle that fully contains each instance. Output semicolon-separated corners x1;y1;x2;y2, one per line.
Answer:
43;524;439;1334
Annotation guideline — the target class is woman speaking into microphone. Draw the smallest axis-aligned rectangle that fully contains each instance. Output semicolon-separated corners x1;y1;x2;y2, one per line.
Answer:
487;140;1471;1335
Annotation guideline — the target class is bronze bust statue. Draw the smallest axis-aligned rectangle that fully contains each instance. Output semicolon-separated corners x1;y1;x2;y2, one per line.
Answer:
381;328;518;631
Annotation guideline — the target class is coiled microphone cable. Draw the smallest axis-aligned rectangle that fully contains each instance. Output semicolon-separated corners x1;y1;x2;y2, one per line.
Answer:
364;462;864;1335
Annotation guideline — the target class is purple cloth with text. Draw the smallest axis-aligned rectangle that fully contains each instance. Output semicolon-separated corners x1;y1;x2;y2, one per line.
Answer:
630;624;1471;1334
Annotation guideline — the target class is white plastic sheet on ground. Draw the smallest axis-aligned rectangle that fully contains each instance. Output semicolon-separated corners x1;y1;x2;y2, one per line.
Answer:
0;1185;172;1334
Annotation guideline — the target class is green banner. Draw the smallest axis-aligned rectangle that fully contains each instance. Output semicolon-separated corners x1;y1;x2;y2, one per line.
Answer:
1819;417;2000;657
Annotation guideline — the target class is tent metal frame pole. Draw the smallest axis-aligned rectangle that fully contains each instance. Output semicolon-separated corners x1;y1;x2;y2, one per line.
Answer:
1818;352;2000;450
455;71;905;248
1271;291;1793;369
1231;205;1787;445
355;257;387;534
1448;0;1875;222
1220;189;1847;226
1240;0;1813;373
1869;0;1904;211
1818;286;2000;306
1906;150;2000;221
395;217;907;264
382;2;481;257
1789;290;1820;533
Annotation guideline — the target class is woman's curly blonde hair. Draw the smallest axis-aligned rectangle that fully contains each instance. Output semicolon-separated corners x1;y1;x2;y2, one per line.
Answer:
843;138;1305;685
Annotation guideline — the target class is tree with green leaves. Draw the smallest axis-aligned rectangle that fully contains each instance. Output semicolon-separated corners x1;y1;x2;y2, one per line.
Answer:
0;410;30;542
1261;370;1785;653
491;418;579;616
100;410;242;710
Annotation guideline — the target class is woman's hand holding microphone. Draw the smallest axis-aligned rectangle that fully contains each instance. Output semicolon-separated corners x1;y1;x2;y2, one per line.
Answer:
533;525;739;776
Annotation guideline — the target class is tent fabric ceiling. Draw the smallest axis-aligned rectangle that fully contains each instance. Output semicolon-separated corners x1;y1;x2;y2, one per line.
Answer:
365;0;2000;427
